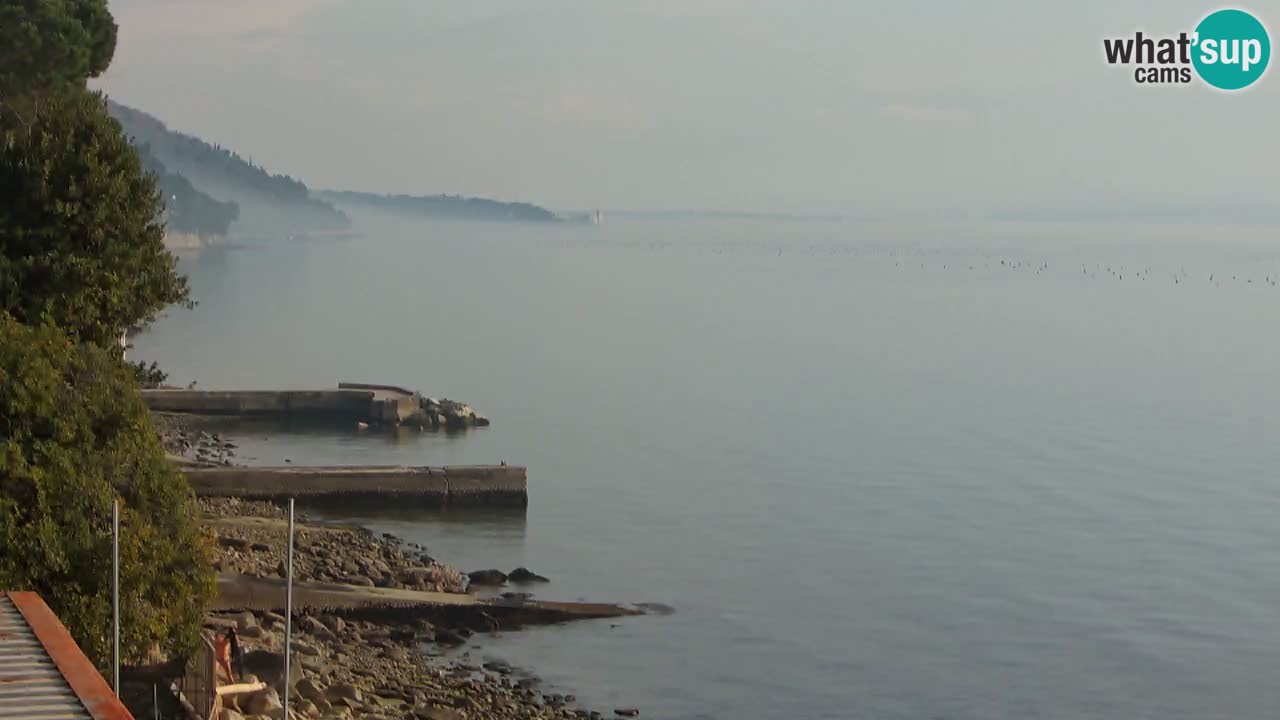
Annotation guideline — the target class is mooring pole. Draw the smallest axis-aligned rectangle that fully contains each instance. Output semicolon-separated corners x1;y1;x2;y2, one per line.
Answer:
283;497;295;716
112;499;120;694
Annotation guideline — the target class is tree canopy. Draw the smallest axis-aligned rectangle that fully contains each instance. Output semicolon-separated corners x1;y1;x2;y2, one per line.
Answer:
1;0;189;347
0;313;214;667
0;89;190;347
0;0;213;677
0;0;116;96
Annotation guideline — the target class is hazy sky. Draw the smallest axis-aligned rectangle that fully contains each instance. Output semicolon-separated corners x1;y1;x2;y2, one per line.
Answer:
96;1;1280;217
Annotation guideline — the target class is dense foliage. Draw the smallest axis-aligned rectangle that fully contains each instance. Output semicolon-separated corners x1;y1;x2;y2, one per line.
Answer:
0;89;190;347
129;358;169;389
322;189;561;223
0;0;213;677
0;0;116;96
0;314;214;667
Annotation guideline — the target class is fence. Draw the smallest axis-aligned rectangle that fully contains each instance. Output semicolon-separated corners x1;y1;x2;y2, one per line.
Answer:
175;634;220;720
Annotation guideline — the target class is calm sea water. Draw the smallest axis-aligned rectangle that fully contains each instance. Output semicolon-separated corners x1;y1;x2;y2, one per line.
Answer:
136;216;1280;720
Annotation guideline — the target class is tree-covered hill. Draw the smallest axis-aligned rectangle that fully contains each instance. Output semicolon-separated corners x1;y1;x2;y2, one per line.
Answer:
136;143;239;237
320;190;561;223
107;101;349;232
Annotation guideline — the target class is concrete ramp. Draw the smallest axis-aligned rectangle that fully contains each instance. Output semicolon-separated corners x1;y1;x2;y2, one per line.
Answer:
214;575;640;626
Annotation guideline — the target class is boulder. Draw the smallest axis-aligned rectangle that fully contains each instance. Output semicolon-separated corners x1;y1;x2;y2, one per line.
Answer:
292;640;321;656
299;616;335;641
218;709;246;720
508;567;550;583
219;536;252;551
466;569;507;586
325;683;363;704
242;649;286;685
205;615;238;631
322;616;346;635
236;611;259;632
243;687;283;716
382;646;410;662
295;678;326;703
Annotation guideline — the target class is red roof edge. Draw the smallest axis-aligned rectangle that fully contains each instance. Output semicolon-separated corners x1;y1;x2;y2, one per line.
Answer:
6;591;135;720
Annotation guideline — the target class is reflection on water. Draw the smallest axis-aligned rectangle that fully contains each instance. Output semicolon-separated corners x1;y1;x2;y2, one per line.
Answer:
167;415;483;466
174;415;472;444
305;500;527;534
138;216;1280;720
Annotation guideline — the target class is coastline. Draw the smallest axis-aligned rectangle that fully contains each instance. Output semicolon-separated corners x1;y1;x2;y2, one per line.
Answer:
164;417;639;720
200;498;628;720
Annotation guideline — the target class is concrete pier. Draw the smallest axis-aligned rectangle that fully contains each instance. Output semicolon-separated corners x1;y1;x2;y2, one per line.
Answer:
143;385;421;424
183;464;527;506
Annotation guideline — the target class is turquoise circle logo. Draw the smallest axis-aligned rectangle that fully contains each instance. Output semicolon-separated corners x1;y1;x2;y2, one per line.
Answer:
1192;9;1271;90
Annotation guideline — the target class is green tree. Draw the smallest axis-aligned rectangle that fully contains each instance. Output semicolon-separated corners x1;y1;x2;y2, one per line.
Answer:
0;313;214;667
0;89;190;348
0;0;116;97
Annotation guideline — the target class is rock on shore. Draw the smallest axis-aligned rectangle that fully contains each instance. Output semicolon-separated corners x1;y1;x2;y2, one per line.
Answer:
201;498;465;593
403;397;491;430
209;606;614;720
153;412;237;466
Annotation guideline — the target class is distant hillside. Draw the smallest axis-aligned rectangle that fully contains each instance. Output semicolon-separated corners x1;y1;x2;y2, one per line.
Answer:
320;190;560;223
108;101;349;234
135;143;239;237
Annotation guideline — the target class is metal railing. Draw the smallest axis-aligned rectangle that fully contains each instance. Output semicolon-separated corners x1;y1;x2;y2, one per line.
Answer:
176;635;219;720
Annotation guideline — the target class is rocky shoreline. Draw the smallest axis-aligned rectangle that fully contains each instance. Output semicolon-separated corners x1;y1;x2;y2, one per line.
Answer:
200;499;638;720
155;411;239;466
202;497;465;593
209;604;613;720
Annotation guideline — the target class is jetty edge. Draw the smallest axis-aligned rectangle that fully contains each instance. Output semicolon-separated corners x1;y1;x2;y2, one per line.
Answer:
142;380;490;429
184;464;528;506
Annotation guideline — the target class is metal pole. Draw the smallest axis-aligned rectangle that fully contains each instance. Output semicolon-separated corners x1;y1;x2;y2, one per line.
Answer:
283;498;294;717
112;499;120;694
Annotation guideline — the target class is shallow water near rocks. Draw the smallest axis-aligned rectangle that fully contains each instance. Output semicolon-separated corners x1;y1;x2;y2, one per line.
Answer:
137;215;1280;719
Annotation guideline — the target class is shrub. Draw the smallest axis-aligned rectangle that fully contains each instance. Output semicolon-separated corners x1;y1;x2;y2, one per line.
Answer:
0;313;213;667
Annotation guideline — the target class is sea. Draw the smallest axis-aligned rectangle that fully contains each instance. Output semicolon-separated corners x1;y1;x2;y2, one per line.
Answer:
134;214;1280;720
